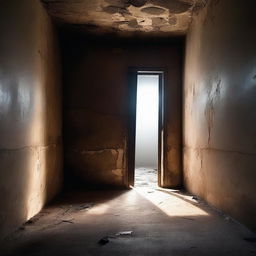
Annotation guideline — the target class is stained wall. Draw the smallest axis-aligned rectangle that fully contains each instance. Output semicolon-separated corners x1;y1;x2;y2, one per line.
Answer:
62;36;183;188
0;0;62;238
184;0;256;230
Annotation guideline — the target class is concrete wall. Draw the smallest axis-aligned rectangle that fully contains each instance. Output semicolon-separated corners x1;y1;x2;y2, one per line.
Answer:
0;0;62;238
184;0;256;230
62;36;183;188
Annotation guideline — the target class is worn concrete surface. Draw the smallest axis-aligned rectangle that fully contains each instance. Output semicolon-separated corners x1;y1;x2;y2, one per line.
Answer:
41;0;205;35
62;37;183;188
0;0;63;239
183;0;256;231
1;189;256;255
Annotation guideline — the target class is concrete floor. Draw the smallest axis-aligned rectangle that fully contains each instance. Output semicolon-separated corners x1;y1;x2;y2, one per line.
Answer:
1;184;256;255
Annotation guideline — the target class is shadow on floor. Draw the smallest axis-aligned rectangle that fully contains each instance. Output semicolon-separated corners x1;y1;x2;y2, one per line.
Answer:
1;188;256;256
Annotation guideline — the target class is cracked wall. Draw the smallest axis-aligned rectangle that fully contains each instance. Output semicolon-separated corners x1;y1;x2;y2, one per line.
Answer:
0;0;63;239
62;36;183;188
183;0;256;230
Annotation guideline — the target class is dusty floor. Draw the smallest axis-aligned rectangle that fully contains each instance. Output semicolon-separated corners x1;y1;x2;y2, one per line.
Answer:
1;181;256;256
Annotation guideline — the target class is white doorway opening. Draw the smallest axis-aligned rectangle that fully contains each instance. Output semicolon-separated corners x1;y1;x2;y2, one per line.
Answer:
134;74;159;188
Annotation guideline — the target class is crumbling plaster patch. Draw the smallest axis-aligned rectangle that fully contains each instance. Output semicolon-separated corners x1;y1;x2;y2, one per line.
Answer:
70;147;125;184
41;0;206;35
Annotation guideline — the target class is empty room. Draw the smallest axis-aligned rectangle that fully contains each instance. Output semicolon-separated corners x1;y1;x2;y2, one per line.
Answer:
0;0;256;255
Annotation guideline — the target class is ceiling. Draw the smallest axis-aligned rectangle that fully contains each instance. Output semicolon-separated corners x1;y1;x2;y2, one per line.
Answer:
42;0;206;35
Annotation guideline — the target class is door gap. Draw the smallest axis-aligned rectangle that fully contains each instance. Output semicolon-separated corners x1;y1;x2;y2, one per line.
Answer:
134;73;160;188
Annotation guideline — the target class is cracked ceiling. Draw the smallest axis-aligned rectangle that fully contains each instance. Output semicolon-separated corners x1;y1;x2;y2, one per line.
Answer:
41;0;206;36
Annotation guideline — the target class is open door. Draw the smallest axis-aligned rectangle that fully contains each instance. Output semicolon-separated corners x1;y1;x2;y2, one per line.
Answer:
127;69;165;188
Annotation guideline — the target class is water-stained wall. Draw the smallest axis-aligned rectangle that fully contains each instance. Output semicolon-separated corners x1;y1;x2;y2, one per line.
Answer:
0;0;62;238
184;0;256;230
62;36;183;188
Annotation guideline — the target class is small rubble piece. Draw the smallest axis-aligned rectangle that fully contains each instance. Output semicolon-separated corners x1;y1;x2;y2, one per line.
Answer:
98;237;110;245
116;231;133;236
244;237;256;243
98;231;133;245
192;196;199;201
61;219;74;224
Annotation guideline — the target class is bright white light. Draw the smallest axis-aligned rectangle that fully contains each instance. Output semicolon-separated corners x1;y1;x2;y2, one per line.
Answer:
135;75;159;168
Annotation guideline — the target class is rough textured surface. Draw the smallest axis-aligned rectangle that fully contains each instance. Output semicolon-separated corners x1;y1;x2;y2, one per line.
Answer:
62;36;183;188
41;0;206;35
183;0;256;231
135;168;158;188
0;0;63;239
1;189;255;255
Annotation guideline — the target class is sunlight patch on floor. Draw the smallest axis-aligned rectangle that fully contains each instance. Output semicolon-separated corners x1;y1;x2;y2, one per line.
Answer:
134;187;209;217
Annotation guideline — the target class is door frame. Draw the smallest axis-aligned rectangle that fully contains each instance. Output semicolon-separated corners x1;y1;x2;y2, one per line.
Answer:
126;67;166;188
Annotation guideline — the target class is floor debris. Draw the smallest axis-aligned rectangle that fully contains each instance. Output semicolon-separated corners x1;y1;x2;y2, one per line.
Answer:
2;190;255;255
98;231;133;245
61;219;74;224
116;231;133;236
98;237;109;245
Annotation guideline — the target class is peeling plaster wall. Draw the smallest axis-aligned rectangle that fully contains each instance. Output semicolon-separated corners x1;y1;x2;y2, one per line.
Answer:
0;0;62;238
62;36;183;188
184;0;256;230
